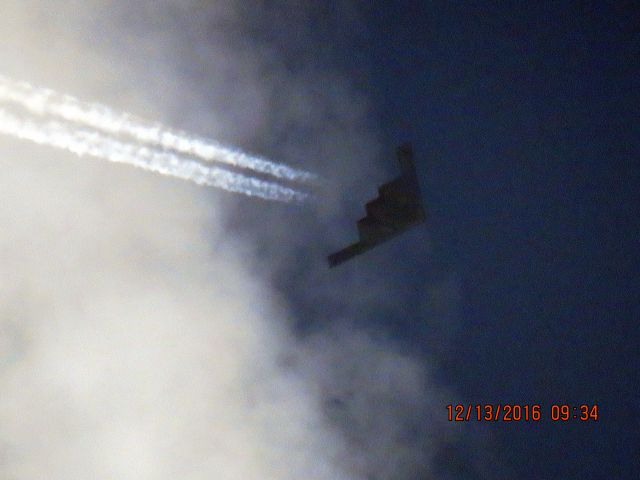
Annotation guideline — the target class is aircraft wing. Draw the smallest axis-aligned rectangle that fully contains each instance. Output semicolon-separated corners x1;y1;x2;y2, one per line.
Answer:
328;143;426;268
327;242;377;268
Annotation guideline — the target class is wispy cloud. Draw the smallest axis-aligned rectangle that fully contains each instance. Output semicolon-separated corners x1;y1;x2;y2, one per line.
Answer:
0;2;449;480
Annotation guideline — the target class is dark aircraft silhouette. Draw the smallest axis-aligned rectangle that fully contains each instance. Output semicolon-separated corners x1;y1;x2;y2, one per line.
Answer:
328;143;426;267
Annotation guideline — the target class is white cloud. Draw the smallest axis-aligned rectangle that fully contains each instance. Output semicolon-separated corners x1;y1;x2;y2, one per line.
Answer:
0;2;451;479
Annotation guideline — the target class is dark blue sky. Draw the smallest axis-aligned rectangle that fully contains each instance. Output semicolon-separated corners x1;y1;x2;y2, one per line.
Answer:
360;2;638;479
93;2;638;477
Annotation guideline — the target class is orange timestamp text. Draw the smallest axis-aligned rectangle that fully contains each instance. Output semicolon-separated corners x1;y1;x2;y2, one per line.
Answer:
446;404;599;422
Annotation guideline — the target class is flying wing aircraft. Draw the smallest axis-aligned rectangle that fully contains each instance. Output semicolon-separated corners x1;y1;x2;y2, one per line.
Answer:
328;143;426;267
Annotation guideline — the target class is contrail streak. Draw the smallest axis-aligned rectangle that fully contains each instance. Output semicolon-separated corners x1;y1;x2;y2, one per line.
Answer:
0;108;308;203
0;74;318;185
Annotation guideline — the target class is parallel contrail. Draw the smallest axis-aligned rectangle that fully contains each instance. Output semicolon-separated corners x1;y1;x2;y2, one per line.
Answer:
0;74;318;185
0;108;308;203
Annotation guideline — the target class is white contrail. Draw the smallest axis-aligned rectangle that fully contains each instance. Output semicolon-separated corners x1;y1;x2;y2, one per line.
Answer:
0;74;318;185
0;108;308;203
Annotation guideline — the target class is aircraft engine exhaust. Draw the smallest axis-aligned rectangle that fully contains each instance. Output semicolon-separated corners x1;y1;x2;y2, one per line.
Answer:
0;74;318;186
0;107;308;203
0;74;316;203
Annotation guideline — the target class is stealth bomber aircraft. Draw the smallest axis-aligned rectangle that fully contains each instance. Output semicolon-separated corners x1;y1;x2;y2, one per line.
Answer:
328;143;426;267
